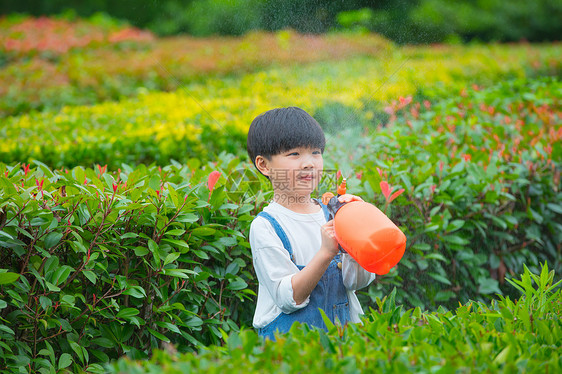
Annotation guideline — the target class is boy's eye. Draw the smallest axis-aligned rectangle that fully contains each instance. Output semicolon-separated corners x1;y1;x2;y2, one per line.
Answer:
313;150;321;155
288;152;299;156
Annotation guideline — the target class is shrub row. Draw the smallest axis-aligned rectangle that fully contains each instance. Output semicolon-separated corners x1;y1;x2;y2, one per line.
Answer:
333;77;561;309
0;14;154;58
2;1;561;43
0;157;264;372
108;263;562;373
2;43;560;168
0;15;392;118
1;77;560;372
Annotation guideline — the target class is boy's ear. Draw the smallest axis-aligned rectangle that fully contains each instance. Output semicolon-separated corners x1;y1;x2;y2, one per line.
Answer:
255;155;271;177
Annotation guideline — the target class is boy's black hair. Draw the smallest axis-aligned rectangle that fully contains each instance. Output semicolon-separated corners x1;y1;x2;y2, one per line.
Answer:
247;107;325;174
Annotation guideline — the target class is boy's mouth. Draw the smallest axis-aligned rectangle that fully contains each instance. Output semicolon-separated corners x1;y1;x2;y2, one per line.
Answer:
297;173;315;181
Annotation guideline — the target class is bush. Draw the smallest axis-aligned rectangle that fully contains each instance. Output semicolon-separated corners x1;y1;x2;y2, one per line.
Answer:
330;77;562;309
2;43;559;168
107;263;562;373
337;1;562;44
0;16;393;118
182;0;263;36
0;157;264;372
1;77;560;371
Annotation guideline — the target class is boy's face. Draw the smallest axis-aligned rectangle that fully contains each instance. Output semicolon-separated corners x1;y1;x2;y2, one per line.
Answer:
256;146;323;198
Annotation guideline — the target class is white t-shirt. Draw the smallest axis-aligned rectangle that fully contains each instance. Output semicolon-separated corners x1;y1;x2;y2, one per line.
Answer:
249;201;376;329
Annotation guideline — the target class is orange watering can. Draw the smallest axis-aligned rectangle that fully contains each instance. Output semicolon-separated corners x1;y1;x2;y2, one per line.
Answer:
321;178;407;275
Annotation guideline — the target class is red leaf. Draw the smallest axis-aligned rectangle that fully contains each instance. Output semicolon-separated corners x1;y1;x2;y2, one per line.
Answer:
389;188;405;203
380;181;391;200
207;171;221;192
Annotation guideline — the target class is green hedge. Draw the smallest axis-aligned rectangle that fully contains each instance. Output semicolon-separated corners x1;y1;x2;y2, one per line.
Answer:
343;77;562;309
1;77;560;372
2;43;560;169
2;1;561;42
0;158;264;372
108;263;561;373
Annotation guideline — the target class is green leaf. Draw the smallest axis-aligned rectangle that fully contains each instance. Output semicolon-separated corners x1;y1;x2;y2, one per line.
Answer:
52;266;73;286
493;346;510;365
318;308;335;331
168;184;180;208
165;229;186;236
428;272;452;285
227;278;248;290
478;278;501;295
191;227;216;237
161;268;195;279
446;219;465;232
0;272;20;285
58;353;72;370
164;252;180;266
91;338;114;348
69;340;84;364
147;327;170;343
442;235;469;246
154;321;180;334
547;203;562;214
176;213;199;223
134;246;149;256
44;232;63;249
425;253;448;262
123;286;147;299
149;175;161;191
120;232;139;239
73;166;85;186
39;296;52;311
83;270;97;285
0;324;15;336
148;239;160;267
161;238;189;250
116;308;140;320
434;290;456;302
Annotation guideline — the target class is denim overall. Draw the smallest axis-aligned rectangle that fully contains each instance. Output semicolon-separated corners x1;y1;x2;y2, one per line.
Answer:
257;203;350;340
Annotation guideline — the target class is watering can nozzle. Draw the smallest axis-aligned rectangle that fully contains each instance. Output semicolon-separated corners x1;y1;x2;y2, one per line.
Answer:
337;178;347;196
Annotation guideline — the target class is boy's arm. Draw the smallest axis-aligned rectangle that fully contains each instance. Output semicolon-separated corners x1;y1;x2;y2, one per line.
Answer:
291;220;339;305
251;218;314;313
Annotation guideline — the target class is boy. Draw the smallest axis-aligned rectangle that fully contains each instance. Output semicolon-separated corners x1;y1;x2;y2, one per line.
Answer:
247;106;376;340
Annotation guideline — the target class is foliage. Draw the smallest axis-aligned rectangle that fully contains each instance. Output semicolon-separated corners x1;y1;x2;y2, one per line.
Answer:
0;158;266;372
1;42;560;167
336;0;562;44
181;0;263;36
328;77;562;309
2;1;561;43
0;14;153;59
1;77;560;371
107;262;562;373
0;15;392;118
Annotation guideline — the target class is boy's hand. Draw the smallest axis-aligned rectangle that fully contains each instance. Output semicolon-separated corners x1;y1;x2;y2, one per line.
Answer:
337;194;364;203
320;220;339;257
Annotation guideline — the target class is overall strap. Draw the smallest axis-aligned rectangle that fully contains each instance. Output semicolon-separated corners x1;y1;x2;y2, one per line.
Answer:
257;211;295;263
313;198;332;222
320;203;331;222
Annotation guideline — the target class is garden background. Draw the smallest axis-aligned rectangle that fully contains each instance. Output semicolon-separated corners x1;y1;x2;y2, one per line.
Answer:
0;1;561;373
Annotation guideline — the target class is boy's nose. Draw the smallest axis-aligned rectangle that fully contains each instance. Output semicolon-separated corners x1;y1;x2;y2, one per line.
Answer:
301;156;315;169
